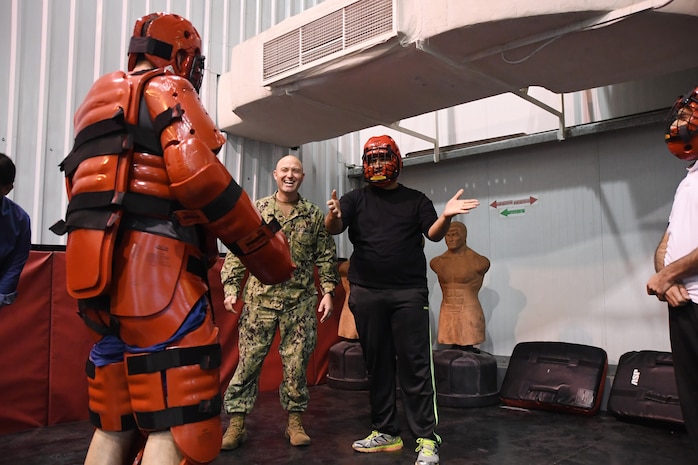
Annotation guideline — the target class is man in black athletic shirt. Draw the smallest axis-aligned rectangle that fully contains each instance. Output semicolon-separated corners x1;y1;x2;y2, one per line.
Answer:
325;135;479;465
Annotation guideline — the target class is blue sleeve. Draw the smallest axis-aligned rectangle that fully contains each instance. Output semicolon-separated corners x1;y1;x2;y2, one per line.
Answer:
0;209;31;305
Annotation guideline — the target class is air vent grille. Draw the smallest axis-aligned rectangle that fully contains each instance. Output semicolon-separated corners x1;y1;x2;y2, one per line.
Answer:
345;0;393;48
263;0;394;83
263;29;301;79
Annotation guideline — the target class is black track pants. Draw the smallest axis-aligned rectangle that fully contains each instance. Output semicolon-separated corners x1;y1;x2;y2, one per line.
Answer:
349;283;438;440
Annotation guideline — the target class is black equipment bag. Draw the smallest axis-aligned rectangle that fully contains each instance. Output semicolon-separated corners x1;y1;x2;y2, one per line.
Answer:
500;341;608;416
433;348;500;408
607;350;684;426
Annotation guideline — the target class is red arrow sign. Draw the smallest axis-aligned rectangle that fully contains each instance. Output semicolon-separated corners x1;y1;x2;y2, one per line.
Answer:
490;196;538;209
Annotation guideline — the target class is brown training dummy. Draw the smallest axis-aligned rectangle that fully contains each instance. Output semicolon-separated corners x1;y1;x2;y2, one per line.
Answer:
429;221;490;348
337;259;359;340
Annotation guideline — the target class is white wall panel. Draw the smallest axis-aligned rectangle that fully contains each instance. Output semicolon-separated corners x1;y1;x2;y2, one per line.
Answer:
597;126;684;362
397;122;686;363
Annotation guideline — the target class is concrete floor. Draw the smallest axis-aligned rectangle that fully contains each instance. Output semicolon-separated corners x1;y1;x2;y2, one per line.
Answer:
1;384;692;465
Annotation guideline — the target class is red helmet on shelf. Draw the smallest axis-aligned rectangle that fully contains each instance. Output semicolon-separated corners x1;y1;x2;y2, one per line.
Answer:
362;135;403;186
127;13;205;91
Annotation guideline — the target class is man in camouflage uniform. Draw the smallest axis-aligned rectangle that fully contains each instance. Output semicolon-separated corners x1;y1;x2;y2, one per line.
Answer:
220;155;339;450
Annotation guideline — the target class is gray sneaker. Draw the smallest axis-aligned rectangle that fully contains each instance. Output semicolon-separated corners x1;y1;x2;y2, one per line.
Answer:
352;430;404;453
415;438;439;465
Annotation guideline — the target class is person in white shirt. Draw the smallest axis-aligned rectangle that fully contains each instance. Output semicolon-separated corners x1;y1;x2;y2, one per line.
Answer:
647;86;698;451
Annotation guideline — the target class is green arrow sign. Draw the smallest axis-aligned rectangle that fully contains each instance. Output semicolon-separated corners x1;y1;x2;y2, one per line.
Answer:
500;208;526;217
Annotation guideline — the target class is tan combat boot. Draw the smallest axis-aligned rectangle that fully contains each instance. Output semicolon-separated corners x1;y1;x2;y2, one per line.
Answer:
285;412;311;446
221;413;248;450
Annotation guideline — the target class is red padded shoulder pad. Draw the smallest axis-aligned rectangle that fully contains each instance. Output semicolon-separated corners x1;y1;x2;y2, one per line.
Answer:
143;74;226;153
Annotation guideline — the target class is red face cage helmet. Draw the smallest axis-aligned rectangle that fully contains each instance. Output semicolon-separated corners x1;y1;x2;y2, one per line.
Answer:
665;86;698;161
362;135;403;186
127;13;205;92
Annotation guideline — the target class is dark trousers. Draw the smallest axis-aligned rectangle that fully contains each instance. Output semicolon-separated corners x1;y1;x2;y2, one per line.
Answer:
349;284;438;440
669;301;698;451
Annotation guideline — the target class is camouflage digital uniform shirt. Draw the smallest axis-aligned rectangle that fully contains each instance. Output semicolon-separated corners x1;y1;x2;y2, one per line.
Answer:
221;193;339;308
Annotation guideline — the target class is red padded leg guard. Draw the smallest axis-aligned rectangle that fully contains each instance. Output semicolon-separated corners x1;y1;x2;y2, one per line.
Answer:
126;312;222;464
87;359;135;431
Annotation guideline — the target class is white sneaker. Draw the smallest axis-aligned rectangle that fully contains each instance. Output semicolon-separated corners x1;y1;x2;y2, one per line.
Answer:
352;430;404;453
415;437;439;465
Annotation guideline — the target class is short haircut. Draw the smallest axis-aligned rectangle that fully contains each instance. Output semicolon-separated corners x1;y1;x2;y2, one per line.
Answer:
0;152;16;186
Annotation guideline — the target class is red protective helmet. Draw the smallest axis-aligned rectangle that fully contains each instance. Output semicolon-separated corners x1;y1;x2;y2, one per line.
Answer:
127;13;205;92
665;86;698;161
362;135;402;186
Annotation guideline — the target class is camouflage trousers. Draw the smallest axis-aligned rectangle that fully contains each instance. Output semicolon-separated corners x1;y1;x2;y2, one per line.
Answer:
223;294;318;414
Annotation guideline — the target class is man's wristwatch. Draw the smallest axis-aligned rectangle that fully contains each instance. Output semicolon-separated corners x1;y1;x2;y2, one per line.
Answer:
325;290;335;298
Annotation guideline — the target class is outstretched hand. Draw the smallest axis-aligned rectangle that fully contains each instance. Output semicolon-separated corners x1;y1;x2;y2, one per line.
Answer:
443;189;480;218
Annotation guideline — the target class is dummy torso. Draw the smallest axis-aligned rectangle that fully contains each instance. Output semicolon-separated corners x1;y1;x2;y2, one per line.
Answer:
430;221;490;347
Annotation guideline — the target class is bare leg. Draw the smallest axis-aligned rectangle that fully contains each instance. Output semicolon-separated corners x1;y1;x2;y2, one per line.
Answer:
142;430;183;465
84;429;137;465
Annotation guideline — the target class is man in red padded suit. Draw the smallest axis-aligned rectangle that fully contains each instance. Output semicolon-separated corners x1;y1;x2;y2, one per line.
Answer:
51;13;294;465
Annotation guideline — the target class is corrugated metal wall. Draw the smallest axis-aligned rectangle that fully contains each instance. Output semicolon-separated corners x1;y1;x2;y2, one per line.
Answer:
0;0;330;245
